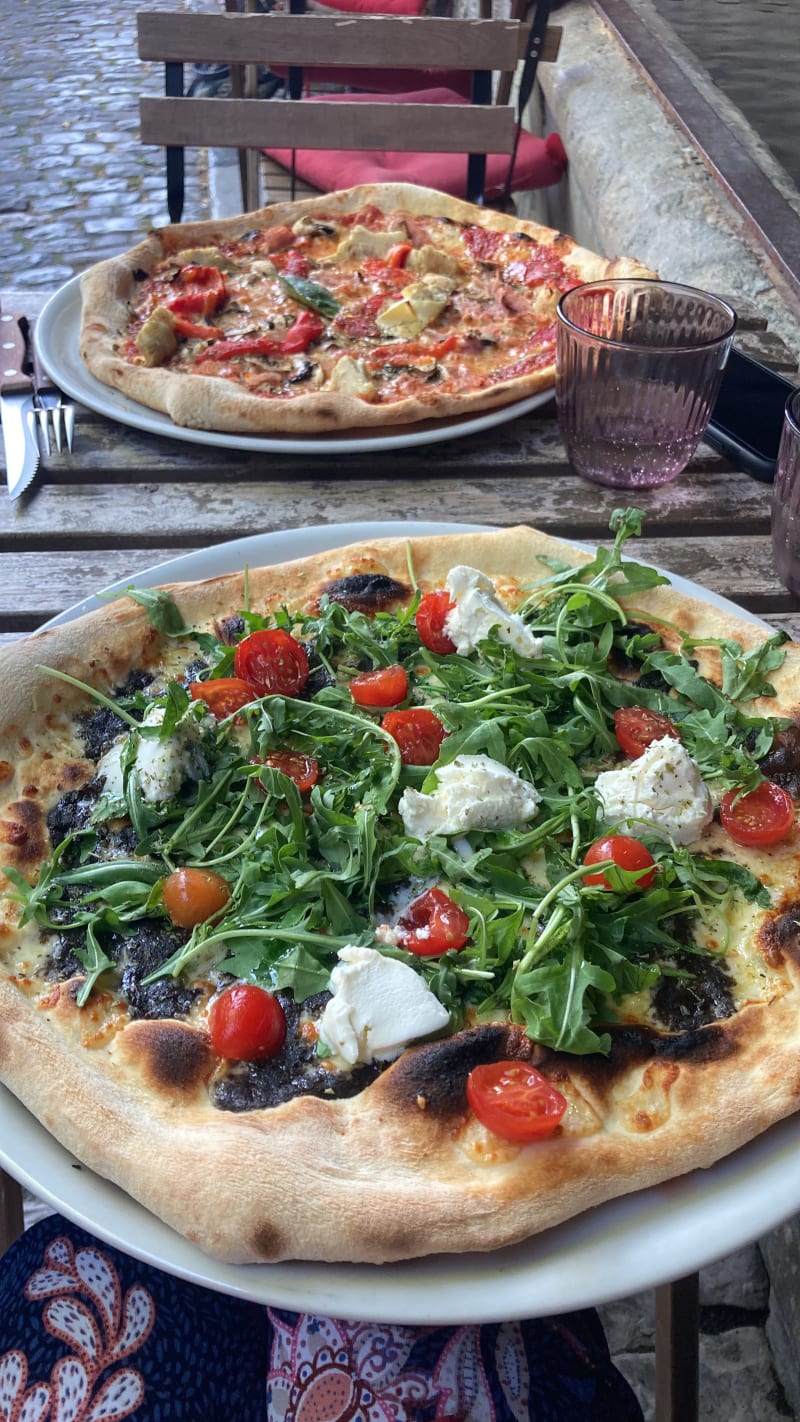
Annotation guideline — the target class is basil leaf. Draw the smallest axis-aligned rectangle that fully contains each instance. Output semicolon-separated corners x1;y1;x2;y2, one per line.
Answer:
280;274;340;318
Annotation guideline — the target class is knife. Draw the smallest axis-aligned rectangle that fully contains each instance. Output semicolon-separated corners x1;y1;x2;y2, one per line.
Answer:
0;313;39;498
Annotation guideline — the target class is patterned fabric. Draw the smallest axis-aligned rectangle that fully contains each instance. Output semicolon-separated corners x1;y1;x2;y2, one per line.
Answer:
0;1217;643;1422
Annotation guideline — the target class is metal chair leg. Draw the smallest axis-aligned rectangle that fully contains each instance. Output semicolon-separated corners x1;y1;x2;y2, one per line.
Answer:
655;1272;700;1422
0;1167;24;1257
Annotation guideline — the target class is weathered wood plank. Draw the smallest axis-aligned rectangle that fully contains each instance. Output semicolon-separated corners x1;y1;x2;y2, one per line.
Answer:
0;536;793;633
0;466;771;546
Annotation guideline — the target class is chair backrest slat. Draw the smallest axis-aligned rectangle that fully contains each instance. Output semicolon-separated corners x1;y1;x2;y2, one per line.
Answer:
137;12;523;73
141;95;515;154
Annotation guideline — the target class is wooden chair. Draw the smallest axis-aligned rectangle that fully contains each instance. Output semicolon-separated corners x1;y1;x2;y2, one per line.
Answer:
137;4;564;219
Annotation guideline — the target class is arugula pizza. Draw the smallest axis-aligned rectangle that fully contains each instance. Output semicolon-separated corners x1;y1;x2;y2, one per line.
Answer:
1;517;799;1265
79;182;654;434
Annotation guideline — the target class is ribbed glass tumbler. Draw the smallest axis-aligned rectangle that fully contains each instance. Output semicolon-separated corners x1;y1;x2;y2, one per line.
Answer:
555;280;736;489
771;389;800;596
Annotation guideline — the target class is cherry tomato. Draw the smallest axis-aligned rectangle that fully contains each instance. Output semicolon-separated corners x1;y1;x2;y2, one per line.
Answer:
162;867;231;928
207;983;287;1061
350;664;409;708
381;707;447;766
719;780;795;847
583;834;657;890
466;1061;567;1142
397;887;470;956
614;707;680;759
253;751;320;795
415;590;457;655
189;677;258;719
234;629;309;697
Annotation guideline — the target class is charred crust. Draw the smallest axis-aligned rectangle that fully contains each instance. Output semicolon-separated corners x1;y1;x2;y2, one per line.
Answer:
758;904;800;968
248;1222;288;1262
319;573;411;614
572;1022;735;1097
0;798;46;867
383;1023;532;1118
124;1020;216;1095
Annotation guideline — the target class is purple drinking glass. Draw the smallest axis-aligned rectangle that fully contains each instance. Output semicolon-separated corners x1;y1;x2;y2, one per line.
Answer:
771;388;800;596
555;279;736;489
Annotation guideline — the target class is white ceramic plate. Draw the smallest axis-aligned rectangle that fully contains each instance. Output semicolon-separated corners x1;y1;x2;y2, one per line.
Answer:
35;277;552;455
3;519;798;1323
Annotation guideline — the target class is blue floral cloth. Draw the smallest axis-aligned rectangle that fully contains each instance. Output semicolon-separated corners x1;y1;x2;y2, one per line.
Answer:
0;1216;644;1421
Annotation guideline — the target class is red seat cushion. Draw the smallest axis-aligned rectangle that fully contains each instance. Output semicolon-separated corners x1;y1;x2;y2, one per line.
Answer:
269;67;473;96
263;88;567;201
313;0;427;11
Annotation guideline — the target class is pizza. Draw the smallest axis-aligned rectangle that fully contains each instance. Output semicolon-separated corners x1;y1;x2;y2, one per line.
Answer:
78;182;654;434
1;518;800;1266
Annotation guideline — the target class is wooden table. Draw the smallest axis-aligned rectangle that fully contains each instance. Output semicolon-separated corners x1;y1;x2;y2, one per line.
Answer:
0;286;798;1422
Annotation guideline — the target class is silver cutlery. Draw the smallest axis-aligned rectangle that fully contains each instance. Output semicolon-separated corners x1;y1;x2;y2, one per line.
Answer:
0;311;39;499
30;319;75;456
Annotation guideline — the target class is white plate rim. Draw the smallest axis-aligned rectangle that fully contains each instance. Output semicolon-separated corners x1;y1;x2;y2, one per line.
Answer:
3;518;798;1324
36;276;552;456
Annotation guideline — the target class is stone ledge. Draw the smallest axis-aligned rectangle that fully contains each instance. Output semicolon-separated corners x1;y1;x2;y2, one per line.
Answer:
525;0;800;361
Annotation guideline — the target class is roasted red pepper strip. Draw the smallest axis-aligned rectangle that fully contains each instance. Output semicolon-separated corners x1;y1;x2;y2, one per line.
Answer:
166;264;226;318
197;311;324;363
367;333;459;368
386;241;413;268
172;315;225;340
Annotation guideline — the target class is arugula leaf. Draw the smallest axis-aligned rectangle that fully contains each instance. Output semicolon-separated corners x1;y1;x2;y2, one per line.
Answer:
74;923;115;1006
122;586;194;637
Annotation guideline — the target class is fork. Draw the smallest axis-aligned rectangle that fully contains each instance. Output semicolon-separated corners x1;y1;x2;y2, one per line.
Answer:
27;318;75;455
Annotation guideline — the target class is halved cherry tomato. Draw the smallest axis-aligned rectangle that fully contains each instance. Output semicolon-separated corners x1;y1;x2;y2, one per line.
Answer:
466;1061;567;1142
416;589;457;655
350;664;408;708
166;264;226;317
189;677;258;719
234;629;309;697
614;706;681;759
253;751;320;795
162;867;231;928
583;834;657;890
719;780;795;847
207;983;287;1061
397;887;470;956
381;707;447;766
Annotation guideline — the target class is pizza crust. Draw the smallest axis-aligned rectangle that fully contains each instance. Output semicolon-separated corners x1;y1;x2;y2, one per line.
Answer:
1;526;800;1264
79;183;656;434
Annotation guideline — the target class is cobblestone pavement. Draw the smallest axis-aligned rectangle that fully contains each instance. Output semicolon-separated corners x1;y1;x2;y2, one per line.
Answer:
0;0;215;290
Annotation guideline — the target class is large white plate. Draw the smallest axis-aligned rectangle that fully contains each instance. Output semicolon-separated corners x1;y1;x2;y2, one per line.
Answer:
3;519;799;1324
36;277;552;455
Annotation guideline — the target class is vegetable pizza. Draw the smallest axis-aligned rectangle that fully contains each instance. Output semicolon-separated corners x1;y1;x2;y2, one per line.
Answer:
1;519;799;1264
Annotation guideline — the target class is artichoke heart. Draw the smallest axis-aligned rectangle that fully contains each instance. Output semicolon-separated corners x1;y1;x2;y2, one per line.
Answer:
328;355;378;401
134;306;178;367
376;281;454;339
333;225;408;261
